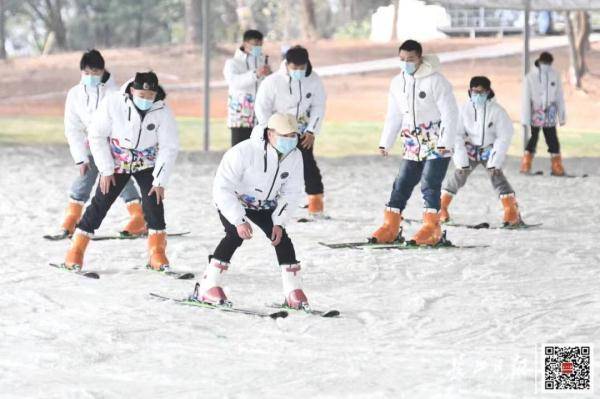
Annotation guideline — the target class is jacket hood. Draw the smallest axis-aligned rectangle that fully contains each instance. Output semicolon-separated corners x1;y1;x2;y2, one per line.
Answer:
121;78;167;102
413;55;440;79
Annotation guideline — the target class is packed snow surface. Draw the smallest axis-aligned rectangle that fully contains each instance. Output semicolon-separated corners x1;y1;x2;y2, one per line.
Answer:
1;145;598;398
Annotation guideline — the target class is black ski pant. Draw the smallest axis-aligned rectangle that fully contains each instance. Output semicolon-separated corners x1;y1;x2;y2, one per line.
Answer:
526;126;560;154
212;209;297;265
77;168;165;234
297;142;324;195
231;127;253;147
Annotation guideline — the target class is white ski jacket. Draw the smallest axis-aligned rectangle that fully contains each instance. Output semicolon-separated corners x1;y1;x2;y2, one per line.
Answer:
521;65;566;127
213;124;304;227
64;72;118;164
255;61;326;135
379;55;459;161
223;48;268;128
454;97;514;170
88;82;179;187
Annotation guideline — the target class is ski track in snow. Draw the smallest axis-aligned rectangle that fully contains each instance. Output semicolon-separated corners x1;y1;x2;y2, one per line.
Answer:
1;144;599;399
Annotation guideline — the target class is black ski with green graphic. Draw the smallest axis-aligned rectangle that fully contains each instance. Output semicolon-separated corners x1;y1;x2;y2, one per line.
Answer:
92;231;191;241
149;293;288;319
48;262;100;279
266;303;340;318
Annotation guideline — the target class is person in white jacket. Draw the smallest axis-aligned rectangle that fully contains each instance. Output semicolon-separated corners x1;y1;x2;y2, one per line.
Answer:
255;46;327;217
50;49;143;241
372;40;459;245
520;51;567;176
192;113;309;310
224;29;271;146
440;76;523;226
62;72;179;272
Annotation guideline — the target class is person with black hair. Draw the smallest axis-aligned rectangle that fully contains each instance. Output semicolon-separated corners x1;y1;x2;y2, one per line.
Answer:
224;29;271;146
61;72;179;273
521;51;567;176
193;113;309;310
255;45;327;218
48;49;144;241
440;76;523;226
372;39;459;245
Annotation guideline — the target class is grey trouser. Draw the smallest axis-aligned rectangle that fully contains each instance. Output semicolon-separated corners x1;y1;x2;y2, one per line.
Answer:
443;159;515;197
69;156;141;204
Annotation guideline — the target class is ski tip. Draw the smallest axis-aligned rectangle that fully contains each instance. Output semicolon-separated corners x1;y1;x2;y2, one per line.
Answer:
322;310;341;318
83;272;100;279
270;311;289;319
177;273;195;280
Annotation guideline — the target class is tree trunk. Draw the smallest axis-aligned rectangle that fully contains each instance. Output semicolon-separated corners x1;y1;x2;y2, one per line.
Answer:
184;0;202;44
300;0;319;40
391;0;399;41
575;11;590;75
0;0;6;59
565;11;582;89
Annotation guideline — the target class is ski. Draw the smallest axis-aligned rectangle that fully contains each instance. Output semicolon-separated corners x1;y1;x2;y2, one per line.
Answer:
320;231;487;250
48;262;100;279
134;265;194;280
266;303;340;318
43;231;70;241
297;215;332;223
91;231;191;241
554;173;589;179
443;221;543;230
522;170;544;176
149;293;288;319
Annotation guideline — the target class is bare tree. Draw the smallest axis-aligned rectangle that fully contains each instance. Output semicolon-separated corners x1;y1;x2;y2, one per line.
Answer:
566;10;591;89
300;0;319;40
184;0;202;44
25;0;68;51
0;0;6;59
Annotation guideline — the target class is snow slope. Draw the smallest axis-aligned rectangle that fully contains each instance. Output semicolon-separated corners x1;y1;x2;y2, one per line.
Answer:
1;144;598;399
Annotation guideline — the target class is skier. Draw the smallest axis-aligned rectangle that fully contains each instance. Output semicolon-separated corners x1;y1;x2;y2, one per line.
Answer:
52;49;144;240
192;113;308;310
520;51;567;176
224;29;271;147
440;76;522;226
255;46;327;218
372;39;459;245
62;72;179;271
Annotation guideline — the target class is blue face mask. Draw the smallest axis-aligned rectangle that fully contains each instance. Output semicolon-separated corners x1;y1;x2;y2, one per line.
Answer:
289;69;305;81
250;45;262;57
274;135;298;155
81;74;101;87
470;92;488;106
133;96;154;111
400;61;417;75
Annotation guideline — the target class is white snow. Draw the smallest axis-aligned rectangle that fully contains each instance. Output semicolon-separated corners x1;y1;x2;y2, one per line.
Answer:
1;144;599;398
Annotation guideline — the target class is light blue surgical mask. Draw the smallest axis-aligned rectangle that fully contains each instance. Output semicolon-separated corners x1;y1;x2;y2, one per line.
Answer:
274;135;298;155
400;61;417;75
250;45;262;57
289;69;305;81
133;96;154;111
81;74;102;87
470;92;488;106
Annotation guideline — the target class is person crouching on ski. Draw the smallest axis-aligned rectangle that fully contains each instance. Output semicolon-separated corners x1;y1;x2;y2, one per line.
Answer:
440;76;522;227
62;72;179;271
193;113;308;310
54;49;145;240
372;39;459;245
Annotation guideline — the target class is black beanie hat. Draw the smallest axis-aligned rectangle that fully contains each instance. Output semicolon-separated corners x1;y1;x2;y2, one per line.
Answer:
285;46;309;65
80;49;105;70
535;51;553;67
133;71;159;91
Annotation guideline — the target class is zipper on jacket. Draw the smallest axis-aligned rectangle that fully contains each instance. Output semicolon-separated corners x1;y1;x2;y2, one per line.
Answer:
480;102;487;146
277;203;288;216
155;164;164;178
95;86;100;109
84;86;89;106
411;79;421;161
296;81;302;120
265;158;280;200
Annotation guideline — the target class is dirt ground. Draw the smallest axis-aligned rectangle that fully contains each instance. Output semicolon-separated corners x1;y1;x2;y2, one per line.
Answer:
0;37;598;131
